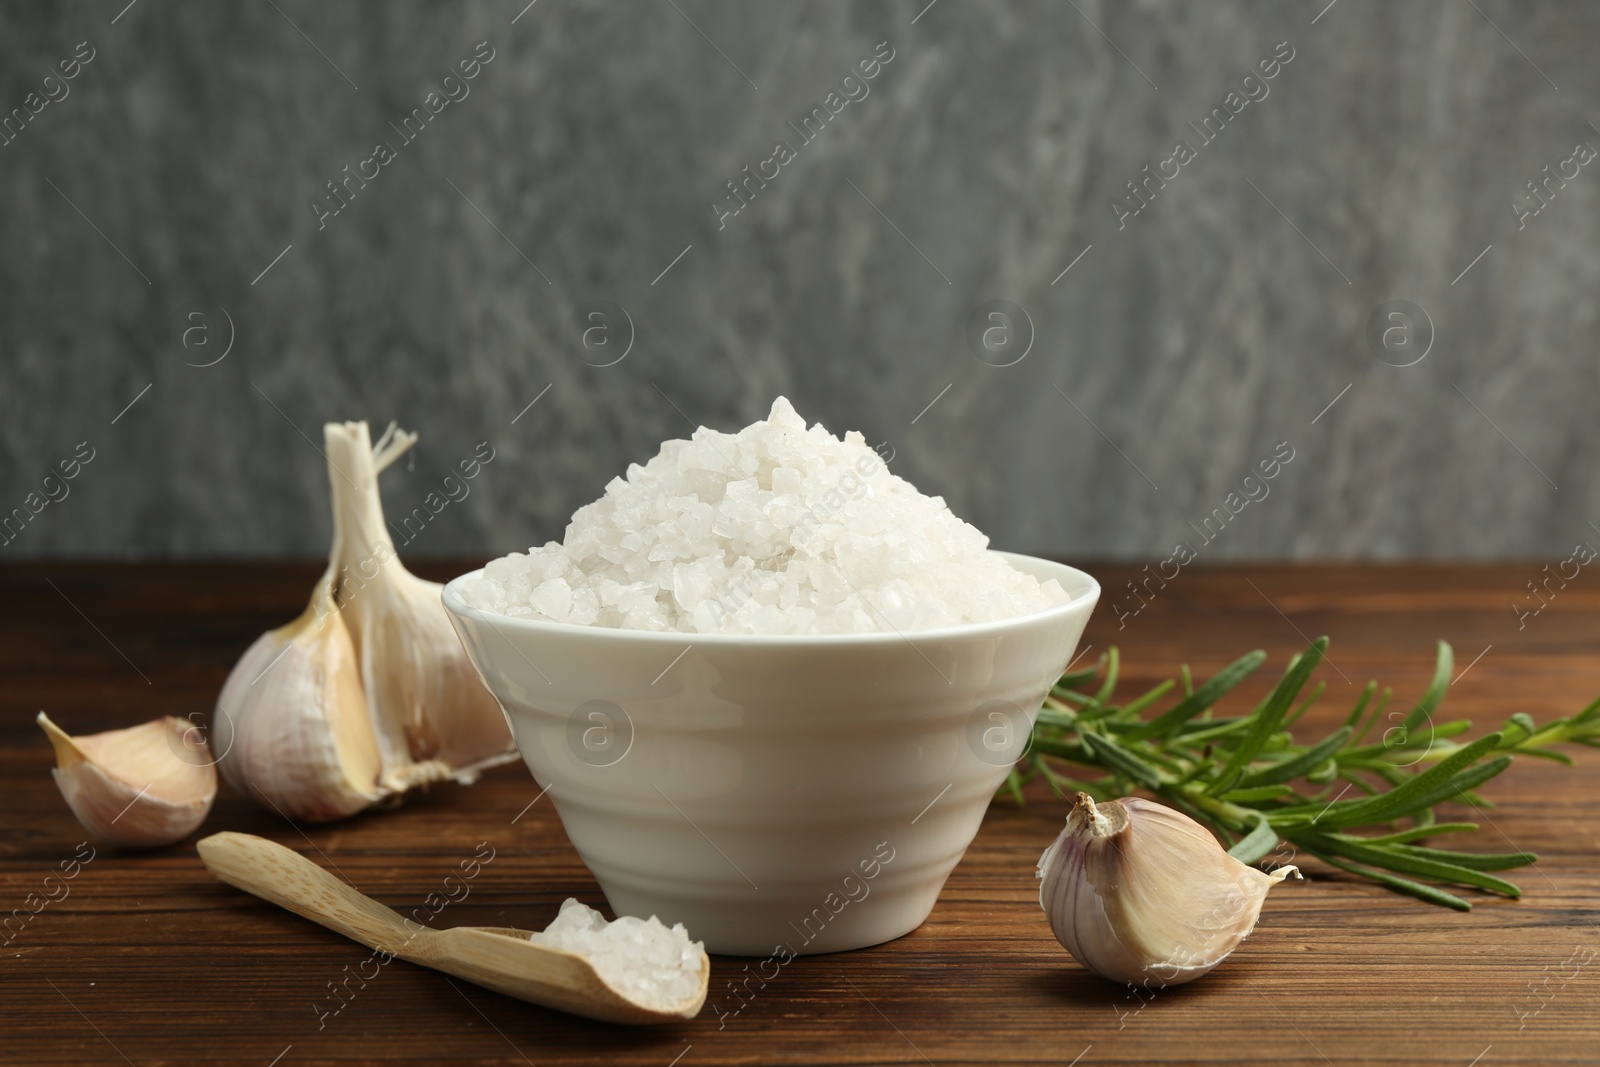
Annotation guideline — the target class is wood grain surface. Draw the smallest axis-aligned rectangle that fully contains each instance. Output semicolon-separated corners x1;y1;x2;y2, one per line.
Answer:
2;561;1597;1066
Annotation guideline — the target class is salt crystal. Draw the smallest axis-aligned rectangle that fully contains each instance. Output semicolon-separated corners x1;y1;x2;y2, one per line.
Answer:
530;898;703;1011
528;577;573;621
483;555;528;583
466;397;1069;633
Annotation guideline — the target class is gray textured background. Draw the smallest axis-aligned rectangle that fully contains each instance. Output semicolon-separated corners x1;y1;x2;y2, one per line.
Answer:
2;0;1595;562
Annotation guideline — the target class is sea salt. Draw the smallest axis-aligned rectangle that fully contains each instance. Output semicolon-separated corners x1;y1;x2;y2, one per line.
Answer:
462;397;1069;633
530;898;703;1010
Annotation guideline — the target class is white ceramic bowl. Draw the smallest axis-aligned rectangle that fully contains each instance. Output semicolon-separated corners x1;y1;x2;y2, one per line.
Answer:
442;553;1098;956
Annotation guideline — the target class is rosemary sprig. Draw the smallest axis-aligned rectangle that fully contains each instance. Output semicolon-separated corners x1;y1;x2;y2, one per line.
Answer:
1009;638;1600;909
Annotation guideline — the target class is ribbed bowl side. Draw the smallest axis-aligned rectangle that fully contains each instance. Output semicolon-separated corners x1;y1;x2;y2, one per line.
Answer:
444;554;1098;955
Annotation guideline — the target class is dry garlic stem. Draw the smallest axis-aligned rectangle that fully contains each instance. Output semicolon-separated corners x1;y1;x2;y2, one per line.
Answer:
1037;793;1297;986
39;712;216;848
213;420;514;823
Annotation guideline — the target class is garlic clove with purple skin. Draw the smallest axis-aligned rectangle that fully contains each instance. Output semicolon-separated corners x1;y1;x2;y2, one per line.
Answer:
39;712;217;848
1037;792;1298;986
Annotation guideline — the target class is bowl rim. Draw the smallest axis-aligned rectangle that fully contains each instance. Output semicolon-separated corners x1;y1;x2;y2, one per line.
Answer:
441;551;1099;647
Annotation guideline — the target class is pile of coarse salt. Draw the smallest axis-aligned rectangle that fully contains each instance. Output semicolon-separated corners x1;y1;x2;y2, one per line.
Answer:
531;898;703;1010
461;397;1068;634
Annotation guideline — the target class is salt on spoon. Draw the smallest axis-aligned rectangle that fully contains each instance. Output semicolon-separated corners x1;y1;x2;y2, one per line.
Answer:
528;898;705;1013
197;832;708;1024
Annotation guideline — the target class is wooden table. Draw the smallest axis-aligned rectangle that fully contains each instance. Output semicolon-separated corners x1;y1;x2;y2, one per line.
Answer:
3;561;1597;1066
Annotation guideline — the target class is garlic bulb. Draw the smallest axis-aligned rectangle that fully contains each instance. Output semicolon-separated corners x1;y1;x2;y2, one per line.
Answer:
1037;792;1297;986
39;712;217;848
213;420;515;822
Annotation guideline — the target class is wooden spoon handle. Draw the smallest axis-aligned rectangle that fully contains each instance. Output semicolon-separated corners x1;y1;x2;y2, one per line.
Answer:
198;831;428;961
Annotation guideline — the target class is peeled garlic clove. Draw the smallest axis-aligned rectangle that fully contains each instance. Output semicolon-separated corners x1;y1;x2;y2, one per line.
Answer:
323;420;515;789
38;711;217;848
212;580;384;822
1037;792;1297;986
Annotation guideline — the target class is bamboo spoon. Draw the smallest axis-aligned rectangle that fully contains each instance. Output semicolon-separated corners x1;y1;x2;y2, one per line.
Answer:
196;832;708;1025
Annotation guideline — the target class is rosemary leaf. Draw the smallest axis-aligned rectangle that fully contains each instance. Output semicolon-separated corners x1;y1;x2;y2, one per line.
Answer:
1314;853;1474;911
1221;784;1296;803
1283;680;1328;730
1237;726;1352;789
1343;680;1376;730
1080;731;1163;790
1226;813;1280;864
1124;650;1266;742
1207;639;1327;796
1508;747;1577;765
1093;646;1121;705
1388;844;1538;871
1274;733;1505;828
1398;640;1453;735
1300;833;1521;897
1359;822;1480;845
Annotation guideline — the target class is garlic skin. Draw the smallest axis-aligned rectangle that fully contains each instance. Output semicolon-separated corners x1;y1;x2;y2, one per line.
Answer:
323;421;515;789
355;580;513;784
39;712;217;848
1037;793;1297;986
212;576;384;822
